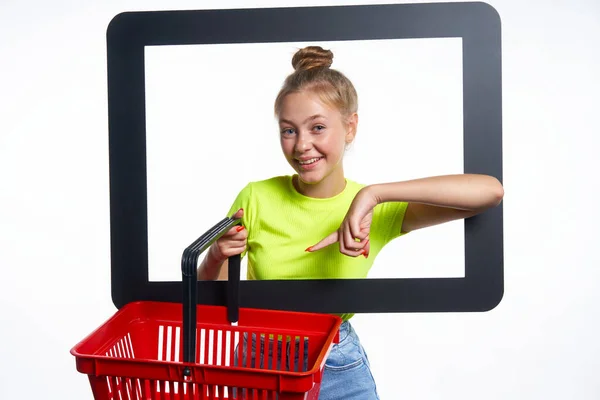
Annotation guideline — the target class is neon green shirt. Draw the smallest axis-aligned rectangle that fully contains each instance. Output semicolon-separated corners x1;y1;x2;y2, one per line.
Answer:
227;175;408;320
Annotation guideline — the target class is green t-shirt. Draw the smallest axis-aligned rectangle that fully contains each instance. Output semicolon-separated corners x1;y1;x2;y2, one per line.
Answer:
227;175;408;320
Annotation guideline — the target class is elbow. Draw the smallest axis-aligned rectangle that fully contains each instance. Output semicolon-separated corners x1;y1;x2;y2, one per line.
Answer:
487;176;504;208
471;175;504;212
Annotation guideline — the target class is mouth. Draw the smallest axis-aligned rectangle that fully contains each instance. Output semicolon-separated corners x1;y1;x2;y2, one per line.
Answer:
296;157;323;170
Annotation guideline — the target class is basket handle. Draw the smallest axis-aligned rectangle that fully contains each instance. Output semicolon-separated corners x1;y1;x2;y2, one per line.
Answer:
181;216;241;367
227;251;241;323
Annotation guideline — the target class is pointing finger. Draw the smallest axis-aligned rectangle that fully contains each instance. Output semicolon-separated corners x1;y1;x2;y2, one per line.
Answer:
306;231;339;252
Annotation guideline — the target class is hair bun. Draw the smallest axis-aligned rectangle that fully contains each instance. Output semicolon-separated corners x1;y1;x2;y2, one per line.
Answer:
292;46;333;71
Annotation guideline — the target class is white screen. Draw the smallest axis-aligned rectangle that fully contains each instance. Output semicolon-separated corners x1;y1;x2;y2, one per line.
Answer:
144;38;464;281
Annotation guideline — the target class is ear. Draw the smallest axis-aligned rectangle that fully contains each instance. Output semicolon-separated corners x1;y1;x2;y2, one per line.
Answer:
345;112;358;144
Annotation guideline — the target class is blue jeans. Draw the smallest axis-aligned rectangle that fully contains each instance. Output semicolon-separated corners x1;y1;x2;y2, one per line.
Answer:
320;321;380;399
234;321;379;399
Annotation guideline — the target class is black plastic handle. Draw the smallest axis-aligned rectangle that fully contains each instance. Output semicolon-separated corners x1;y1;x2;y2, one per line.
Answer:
228;251;241;323
181;216;241;367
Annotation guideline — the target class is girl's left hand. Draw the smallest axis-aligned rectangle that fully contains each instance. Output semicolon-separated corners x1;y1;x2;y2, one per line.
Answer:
307;187;377;258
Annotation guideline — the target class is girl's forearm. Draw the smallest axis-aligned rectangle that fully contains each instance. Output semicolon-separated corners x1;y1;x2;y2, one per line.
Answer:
197;245;225;280
367;174;504;211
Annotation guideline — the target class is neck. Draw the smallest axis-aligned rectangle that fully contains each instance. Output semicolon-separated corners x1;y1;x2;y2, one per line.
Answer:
294;168;347;198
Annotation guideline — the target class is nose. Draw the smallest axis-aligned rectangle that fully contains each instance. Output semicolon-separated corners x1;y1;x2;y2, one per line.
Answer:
294;132;312;153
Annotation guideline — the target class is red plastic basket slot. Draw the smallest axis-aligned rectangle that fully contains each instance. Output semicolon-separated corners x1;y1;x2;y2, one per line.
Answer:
71;301;341;400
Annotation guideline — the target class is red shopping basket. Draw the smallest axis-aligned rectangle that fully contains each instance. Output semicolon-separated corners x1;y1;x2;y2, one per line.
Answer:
71;216;342;400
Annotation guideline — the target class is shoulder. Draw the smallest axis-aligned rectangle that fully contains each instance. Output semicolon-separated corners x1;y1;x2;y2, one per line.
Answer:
237;175;293;198
252;175;292;189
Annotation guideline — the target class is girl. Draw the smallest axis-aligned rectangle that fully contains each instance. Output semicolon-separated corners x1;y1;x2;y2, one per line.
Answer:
198;45;504;399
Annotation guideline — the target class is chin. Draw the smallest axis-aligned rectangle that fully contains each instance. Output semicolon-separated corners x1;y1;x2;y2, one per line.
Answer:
296;171;326;185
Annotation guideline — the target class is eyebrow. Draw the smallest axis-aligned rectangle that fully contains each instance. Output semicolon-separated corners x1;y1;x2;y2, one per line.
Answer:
279;114;327;125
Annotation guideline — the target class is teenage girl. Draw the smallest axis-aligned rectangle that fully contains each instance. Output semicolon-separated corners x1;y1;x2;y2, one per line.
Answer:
198;45;504;399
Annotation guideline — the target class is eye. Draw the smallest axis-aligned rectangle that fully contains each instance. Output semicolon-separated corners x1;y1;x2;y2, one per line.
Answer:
281;128;295;135
313;125;325;132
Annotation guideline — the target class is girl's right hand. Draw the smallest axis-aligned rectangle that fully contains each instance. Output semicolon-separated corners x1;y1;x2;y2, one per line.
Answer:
210;208;247;262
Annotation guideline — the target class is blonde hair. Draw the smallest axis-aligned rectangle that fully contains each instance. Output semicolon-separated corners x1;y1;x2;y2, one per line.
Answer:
274;46;358;122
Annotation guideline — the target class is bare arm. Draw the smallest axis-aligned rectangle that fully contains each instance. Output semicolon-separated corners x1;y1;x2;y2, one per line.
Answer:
308;174;503;255
367;173;504;232
217;258;229;280
197;245;227;280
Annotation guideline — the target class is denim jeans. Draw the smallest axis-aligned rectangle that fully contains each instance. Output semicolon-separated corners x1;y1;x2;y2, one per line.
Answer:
319;321;380;399
233;321;379;399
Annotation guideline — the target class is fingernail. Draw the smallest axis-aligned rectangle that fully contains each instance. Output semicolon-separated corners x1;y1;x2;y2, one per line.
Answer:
236;226;244;232
305;247;312;252
364;252;369;258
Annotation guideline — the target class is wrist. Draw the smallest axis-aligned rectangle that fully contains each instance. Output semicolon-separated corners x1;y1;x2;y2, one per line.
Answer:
198;245;226;280
207;244;226;264
362;184;385;205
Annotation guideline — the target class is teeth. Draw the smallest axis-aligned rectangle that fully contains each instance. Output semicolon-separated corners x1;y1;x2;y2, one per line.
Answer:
298;157;321;165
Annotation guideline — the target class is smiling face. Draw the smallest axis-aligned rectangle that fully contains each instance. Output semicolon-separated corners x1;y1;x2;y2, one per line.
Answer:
278;90;357;198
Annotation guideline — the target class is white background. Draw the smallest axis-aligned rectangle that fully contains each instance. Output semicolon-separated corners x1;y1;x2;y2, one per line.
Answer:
144;38;464;281
1;0;599;399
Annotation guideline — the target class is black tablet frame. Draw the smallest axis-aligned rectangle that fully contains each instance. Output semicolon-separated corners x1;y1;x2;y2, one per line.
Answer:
107;2;503;314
